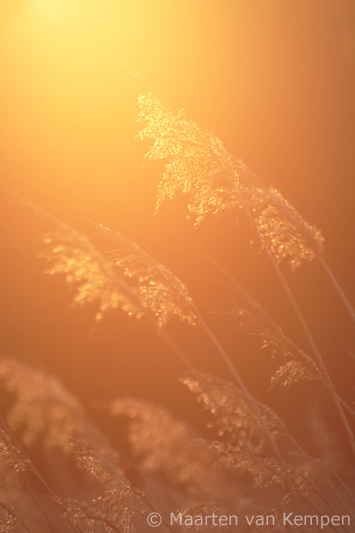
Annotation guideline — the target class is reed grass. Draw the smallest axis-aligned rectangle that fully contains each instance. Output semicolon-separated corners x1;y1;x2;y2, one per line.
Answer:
137;91;355;456
0;90;354;531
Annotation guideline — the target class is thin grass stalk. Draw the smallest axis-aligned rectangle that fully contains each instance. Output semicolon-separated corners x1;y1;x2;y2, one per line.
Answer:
67;441;176;533
159;327;277;469
317;254;355;326
256;403;355;520
28;204;338;510
264;411;355;521
197;314;283;459
0;502;33;533
304;484;349;530
31;203;292;482
298;495;344;533
314;466;355;527
190;316;305;510
211;257;355;420
135;95;353;452
159;309;303;503
0;419;85;533
105;293;304;520
317;461;355;511
160;327;282;473
340;398;355;418
22;476;62;533
243;206;355;458
28;201;263;454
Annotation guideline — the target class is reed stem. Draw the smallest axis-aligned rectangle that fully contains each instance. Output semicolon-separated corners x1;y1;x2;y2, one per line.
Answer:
244;207;355;458
318;254;355;326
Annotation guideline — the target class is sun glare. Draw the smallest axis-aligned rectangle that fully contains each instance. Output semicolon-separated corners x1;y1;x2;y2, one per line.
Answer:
32;0;63;19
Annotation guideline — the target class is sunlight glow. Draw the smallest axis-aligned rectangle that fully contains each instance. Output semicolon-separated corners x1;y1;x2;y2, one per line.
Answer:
32;0;63;19
0;0;265;222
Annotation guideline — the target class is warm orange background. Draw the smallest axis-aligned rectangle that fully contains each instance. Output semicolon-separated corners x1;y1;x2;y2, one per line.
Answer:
0;0;354;456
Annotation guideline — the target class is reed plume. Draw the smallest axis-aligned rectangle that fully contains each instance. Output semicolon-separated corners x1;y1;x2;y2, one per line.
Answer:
61;443;150;533
137;92;355;457
0;503;31;533
0;422;33;476
0;355;91;452
29;200;198;329
86;222;199;328
137;93;324;270
14;195;354;530
32;206;294;478
38;224;143;324
181;373;355;523
109;397;226;501
212;262;322;389
0;354;159;533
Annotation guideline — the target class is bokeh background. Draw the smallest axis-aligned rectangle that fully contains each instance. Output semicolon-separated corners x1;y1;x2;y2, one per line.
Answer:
0;0;354;465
